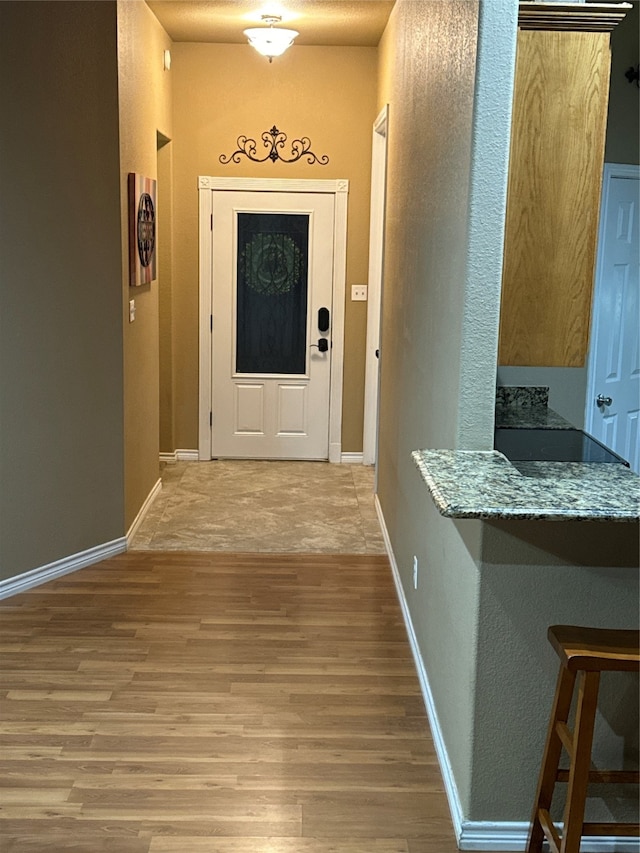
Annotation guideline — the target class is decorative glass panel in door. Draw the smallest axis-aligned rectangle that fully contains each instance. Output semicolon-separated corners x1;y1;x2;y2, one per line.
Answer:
236;213;310;375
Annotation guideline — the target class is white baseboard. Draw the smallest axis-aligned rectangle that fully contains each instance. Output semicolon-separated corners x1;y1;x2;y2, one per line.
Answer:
374;494;465;836
162;449;366;465
0;537;127;600
162;450;365;465
373;496;636;853
126;478;162;545
457;823;640;852
159;449;199;463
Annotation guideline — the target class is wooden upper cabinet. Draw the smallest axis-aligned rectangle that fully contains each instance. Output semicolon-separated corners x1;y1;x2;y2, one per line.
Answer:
498;2;630;368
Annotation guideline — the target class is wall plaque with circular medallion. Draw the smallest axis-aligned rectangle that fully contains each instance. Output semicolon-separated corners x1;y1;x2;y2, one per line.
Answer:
128;173;157;286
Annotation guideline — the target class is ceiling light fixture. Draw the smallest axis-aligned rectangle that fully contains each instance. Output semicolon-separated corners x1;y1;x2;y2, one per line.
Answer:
244;15;298;63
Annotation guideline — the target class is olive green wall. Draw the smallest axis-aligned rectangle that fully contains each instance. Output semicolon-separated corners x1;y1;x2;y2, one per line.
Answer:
376;0;489;814
117;0;173;529
0;1;125;581
168;43;377;454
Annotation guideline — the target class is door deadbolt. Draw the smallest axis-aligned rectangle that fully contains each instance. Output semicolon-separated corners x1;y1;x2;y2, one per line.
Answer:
318;307;330;333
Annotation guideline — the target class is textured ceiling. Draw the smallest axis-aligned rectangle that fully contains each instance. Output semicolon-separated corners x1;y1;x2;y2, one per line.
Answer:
146;1;395;46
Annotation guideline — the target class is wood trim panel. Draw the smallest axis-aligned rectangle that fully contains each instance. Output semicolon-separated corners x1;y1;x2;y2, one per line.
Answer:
518;2;631;33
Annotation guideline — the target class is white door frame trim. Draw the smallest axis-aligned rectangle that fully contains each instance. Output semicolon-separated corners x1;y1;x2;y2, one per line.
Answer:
585;162;640;438
363;106;389;467
197;176;349;463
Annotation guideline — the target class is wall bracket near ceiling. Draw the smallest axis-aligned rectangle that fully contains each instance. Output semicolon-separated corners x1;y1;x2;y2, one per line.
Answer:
219;126;329;166
624;64;639;87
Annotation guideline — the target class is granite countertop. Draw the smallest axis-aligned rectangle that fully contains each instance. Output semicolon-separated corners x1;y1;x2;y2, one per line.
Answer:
494;385;574;429
495;404;573;429
412;449;640;522
413;386;640;521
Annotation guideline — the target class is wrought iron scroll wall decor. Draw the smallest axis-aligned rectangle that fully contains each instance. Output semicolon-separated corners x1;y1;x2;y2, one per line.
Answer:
220;126;329;166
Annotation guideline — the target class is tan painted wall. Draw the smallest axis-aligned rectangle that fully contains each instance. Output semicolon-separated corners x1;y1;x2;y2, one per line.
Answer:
169;43;377;453
0;1;125;580
118;0;173;528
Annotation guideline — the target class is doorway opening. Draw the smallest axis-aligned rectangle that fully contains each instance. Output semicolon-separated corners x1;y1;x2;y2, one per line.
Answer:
363;105;389;469
198;177;349;463
157;131;174;457
585;163;640;473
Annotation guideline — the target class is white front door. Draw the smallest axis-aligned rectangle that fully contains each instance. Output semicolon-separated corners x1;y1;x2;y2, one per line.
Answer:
586;166;640;473
211;190;335;459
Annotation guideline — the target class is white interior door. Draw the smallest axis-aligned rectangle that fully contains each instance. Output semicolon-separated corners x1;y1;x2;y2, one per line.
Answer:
586;165;640;472
363;105;388;469
211;191;335;459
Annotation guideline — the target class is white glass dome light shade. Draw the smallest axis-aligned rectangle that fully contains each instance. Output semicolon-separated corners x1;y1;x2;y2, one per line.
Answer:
244;25;299;61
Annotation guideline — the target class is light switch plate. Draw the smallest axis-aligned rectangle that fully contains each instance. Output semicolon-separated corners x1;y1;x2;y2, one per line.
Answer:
129;299;136;323
351;285;367;301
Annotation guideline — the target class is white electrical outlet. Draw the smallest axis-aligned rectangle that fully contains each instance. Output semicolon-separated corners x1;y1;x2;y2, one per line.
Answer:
413;555;418;589
351;284;368;301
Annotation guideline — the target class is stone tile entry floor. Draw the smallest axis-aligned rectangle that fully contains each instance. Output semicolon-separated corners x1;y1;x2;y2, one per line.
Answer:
129;460;386;554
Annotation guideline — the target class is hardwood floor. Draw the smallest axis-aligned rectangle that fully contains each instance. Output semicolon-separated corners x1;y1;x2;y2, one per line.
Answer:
0;552;498;852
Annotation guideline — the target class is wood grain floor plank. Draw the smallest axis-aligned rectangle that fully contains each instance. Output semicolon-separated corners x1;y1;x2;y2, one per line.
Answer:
0;551;504;852
149;839;410;852
3;839;150;853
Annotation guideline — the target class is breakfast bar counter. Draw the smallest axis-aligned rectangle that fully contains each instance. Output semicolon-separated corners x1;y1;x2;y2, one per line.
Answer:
416;385;640;521
412;448;640;522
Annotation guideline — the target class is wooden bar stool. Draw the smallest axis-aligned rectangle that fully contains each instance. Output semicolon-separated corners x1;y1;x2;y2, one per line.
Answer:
527;625;640;853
